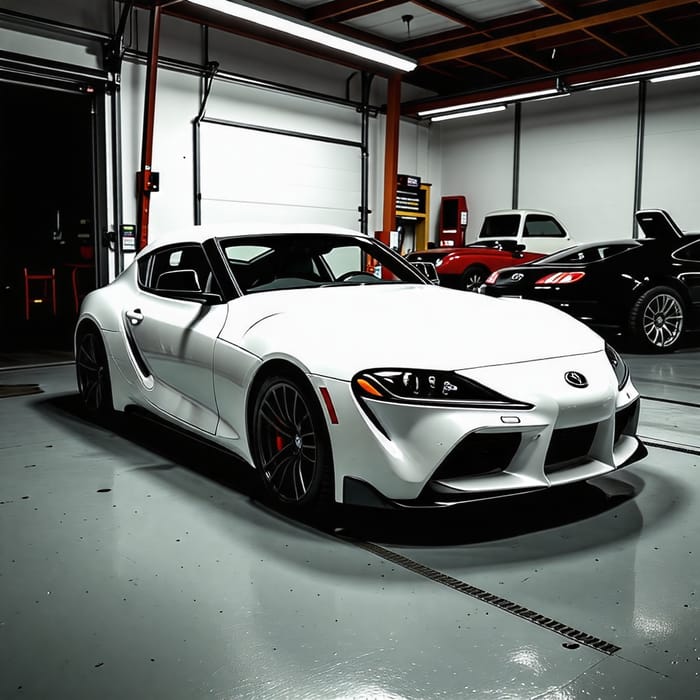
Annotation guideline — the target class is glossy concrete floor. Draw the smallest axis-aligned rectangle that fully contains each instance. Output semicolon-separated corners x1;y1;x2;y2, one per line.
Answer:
1;352;699;699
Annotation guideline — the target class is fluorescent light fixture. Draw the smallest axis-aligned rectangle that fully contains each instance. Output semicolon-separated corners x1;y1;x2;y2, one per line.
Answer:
572;60;700;88
418;88;558;117
651;69;700;83
590;81;637;91
187;0;416;72
431;105;507;122
532;92;570;102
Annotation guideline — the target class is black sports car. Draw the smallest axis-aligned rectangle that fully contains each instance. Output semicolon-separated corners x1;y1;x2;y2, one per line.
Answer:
481;210;700;352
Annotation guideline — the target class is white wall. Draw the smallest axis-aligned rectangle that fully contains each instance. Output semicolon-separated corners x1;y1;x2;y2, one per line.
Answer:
519;87;639;241
14;1;700;258
434;78;700;244
641;75;700;232
439;108;515;242
200;80;364;228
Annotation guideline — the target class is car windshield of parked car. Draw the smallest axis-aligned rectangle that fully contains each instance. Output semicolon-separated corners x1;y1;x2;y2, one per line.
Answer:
219;233;427;294
479;214;520;238
533;242;640;265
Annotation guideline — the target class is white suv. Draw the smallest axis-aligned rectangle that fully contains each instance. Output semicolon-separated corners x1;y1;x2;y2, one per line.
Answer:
477;209;572;254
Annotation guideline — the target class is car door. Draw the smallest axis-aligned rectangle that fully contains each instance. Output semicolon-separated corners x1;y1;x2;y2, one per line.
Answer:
674;239;700;307
126;243;228;434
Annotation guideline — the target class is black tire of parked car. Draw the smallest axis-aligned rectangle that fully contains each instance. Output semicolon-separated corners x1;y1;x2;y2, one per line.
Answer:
251;373;334;516
628;285;685;353
460;265;490;292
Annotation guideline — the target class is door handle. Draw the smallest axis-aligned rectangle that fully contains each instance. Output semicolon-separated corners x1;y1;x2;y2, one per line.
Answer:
126;309;144;325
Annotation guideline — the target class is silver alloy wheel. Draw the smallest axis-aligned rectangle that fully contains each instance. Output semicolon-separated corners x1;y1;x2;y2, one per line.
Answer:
76;332;108;412
255;380;319;504
462;266;487;292
641;293;683;348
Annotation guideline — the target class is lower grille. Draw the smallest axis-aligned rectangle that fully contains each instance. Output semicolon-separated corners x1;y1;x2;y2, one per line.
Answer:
432;432;521;480
545;423;597;472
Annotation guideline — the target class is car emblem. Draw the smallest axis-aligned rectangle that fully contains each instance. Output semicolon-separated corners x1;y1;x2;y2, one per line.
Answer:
565;371;588;388
511;272;524;281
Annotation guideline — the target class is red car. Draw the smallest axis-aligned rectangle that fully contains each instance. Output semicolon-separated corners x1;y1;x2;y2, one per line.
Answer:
406;242;545;291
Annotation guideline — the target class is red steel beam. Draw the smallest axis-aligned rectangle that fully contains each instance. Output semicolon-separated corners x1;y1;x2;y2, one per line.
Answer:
137;5;162;251
382;73;401;237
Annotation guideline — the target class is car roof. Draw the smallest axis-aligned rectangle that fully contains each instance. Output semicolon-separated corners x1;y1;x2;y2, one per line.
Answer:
140;223;366;256
484;209;557;217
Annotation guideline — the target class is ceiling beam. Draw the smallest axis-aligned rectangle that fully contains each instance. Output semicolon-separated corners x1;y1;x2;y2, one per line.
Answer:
640;15;680;45
420;0;694;66
306;0;402;24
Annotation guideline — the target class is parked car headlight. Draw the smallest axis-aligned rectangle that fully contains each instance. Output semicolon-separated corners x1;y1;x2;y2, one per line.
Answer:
353;369;532;409
605;343;630;390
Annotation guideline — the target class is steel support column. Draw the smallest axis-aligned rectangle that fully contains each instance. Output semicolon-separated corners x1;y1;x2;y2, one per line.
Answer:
359;72;374;235
512;101;521;209
137;5;162;251
381;73;401;239
633;80;647;238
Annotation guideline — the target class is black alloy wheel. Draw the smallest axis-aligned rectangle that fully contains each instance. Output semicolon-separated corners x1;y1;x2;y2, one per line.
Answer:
252;375;333;512
76;329;113;414
460;265;489;292
628;286;685;352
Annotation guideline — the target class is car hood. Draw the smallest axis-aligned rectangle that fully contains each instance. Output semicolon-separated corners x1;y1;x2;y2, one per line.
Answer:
219;284;603;380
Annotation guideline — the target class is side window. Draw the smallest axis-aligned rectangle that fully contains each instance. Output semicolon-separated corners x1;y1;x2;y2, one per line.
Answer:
137;255;150;286
144;244;216;294
676;240;700;262
524;215;566;238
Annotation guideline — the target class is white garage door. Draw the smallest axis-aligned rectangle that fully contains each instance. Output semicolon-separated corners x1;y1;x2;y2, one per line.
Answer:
200;120;362;229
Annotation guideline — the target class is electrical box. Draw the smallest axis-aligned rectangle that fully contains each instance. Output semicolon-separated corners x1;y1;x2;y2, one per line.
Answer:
120;224;137;252
439;195;468;247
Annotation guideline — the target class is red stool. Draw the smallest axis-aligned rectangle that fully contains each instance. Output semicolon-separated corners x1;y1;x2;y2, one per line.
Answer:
68;263;92;313
23;268;57;320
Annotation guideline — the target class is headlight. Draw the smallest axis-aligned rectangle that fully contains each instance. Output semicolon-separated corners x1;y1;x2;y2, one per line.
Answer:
353;369;532;409
605;343;629;390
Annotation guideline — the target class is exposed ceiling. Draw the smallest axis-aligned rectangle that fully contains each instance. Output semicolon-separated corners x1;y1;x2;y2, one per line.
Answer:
135;1;700;115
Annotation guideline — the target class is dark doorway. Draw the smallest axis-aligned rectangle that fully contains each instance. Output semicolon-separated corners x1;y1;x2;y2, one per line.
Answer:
0;82;98;366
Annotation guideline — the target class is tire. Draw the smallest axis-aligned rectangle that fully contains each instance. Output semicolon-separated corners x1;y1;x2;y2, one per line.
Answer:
251;374;334;515
75;327;114;415
460;265;489;292
628;286;685;352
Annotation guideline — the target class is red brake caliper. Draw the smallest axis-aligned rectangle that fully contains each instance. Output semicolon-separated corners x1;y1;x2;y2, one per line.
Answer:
275;434;284;452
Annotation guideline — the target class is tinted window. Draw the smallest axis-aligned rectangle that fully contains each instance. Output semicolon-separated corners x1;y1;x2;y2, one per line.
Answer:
479;215;520;238
534;243;639;265
675;240;700;262
523;215;566;238
143;244;214;293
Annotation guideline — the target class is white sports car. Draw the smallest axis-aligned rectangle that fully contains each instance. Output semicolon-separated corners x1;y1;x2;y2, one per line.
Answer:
75;224;646;513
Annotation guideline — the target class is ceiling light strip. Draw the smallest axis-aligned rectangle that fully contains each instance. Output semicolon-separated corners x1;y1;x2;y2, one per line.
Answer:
650;69;700;83
572;60;700;87
418;88;558;117
431;105;507;122
187;0;416;72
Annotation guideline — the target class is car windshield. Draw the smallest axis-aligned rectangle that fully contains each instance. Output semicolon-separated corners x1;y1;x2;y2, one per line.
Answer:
219;233;428;294
533;242;640;265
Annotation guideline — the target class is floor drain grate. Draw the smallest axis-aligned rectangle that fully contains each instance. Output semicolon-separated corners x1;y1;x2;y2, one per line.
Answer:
353;539;621;656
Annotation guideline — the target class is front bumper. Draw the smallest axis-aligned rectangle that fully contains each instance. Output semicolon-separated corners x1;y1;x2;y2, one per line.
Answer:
311;351;645;507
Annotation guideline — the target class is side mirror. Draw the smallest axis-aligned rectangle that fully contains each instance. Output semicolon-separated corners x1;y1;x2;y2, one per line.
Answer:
513;244;526;259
